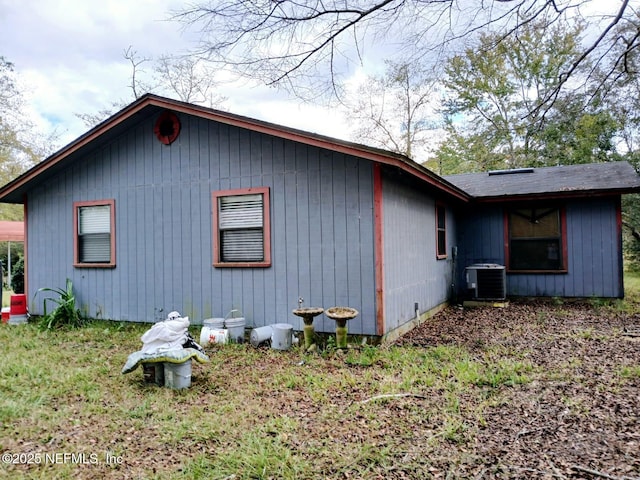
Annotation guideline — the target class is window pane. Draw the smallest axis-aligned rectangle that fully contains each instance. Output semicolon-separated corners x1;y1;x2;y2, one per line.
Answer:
79;233;111;263
510;209;559;238
437;230;446;256
79;205;111;234
437;206;446;230
510;239;562;270
219;194;263;229
221;230;264;262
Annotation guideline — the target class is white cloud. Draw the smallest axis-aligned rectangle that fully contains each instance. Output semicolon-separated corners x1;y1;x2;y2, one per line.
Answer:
0;0;352;152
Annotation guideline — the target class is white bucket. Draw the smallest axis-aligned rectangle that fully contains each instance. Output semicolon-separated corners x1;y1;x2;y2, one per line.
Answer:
203;317;225;329
164;360;192;389
200;327;229;346
225;317;246;343
271;323;293;350
250;326;273;347
8;314;28;325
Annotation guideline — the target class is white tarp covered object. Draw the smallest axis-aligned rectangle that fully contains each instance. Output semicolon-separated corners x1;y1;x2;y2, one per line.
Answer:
121;348;209;374
140;311;191;353
122;311;208;375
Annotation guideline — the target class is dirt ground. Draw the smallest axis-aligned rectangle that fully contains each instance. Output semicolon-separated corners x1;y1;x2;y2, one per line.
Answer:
395;300;640;479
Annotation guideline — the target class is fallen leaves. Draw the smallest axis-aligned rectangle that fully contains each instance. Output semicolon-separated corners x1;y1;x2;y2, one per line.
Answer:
397;300;640;479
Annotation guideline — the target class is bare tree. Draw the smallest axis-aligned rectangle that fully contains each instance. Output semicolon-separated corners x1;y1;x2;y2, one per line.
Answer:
173;0;637;107
76;47;153;128
347;60;441;161
124;46;154;100
153;55;227;107
76;47;227;128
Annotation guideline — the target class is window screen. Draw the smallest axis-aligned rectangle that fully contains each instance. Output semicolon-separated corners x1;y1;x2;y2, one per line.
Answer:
508;208;563;271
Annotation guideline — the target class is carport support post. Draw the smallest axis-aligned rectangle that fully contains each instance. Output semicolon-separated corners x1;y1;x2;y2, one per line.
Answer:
7;241;10;289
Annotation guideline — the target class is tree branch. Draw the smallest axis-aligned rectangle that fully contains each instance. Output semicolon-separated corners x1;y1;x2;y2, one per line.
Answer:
534;0;631;116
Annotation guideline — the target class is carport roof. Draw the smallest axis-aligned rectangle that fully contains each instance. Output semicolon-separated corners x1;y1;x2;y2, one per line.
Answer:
0;221;24;241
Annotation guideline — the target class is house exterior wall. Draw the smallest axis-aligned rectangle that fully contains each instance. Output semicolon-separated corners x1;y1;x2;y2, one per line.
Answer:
381;172;457;333
26;111;379;334
457;196;623;298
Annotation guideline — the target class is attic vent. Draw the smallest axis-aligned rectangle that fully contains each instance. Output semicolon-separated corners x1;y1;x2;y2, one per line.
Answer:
154;111;181;145
488;168;534;176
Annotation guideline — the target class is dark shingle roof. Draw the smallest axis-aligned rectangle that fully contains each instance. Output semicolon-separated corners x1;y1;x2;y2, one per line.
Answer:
444;161;640;200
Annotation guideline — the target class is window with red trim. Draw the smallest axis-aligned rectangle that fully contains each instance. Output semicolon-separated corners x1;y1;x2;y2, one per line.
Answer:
506;206;567;272
436;203;447;259
212;187;271;267
74;199;116;267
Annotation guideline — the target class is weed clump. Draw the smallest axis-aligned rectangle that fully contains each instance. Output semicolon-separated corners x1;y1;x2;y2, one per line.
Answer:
34;278;86;330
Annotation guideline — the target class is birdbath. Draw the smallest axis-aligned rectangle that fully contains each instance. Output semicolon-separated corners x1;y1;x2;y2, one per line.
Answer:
292;307;324;350
325;307;359;349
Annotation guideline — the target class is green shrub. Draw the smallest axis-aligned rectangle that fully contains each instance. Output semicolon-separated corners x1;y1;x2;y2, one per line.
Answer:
10;256;24;293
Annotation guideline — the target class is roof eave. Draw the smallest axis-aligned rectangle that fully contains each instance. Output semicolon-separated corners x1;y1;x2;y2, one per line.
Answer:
470;187;640;203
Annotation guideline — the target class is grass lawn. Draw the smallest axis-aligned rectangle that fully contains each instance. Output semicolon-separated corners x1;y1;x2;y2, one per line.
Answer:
625;269;640;301
0;279;639;479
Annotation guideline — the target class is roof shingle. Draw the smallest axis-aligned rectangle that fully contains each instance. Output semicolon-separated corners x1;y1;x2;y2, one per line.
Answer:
443;162;640;200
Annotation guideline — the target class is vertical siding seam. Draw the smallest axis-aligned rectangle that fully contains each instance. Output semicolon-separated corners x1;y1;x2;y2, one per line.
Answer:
373;164;384;335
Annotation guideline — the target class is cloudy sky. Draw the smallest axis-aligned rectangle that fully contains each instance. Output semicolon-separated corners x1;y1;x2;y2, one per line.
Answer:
0;0;352;149
0;0;623;157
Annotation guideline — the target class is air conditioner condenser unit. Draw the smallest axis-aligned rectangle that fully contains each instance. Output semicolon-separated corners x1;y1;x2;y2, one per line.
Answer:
465;264;506;300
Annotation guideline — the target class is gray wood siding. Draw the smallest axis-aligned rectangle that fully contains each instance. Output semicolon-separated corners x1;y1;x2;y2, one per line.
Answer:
26;111;378;334
457;197;623;298
381;174;456;332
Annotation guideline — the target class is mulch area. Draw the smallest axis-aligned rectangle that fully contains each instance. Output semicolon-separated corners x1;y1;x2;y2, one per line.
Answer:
395;300;640;479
